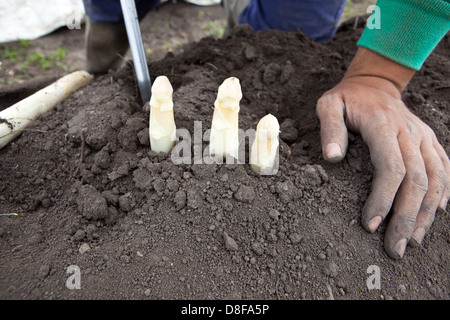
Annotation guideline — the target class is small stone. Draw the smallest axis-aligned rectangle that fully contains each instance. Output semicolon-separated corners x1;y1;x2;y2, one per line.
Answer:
116;162;130;176
38;265;50;278
223;232;239;251
268;209;280;220
398;284;407;294
79;242;91;254
251;242;264;256
183;172;191;179
73;229;86;241
289;232;302;244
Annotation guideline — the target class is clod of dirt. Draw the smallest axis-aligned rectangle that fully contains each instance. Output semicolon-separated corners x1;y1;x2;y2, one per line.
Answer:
279;118;299;144
174;190;187;210
76;184;109;221
263;62;281;85
233;185;255;203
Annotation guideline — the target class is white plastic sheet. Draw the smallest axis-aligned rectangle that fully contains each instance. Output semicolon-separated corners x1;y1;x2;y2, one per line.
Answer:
0;0;221;43
0;0;85;43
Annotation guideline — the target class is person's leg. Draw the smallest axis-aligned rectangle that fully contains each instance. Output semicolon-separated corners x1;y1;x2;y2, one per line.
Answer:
83;0;160;74
222;0;251;37
237;0;347;43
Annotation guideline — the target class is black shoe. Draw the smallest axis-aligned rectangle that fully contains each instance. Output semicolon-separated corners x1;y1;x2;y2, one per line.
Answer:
85;16;129;74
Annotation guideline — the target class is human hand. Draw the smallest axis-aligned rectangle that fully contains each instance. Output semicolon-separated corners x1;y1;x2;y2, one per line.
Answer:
316;48;449;259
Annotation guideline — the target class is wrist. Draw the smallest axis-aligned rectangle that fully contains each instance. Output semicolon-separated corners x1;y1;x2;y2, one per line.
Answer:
343;48;415;95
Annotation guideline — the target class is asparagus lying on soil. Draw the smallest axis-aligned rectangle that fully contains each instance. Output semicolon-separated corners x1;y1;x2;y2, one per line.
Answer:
0;70;93;149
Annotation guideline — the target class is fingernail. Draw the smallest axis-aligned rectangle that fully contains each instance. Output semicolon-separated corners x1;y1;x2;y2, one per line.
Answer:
393;239;407;259
324;143;342;160
368;216;382;232
410;227;425;247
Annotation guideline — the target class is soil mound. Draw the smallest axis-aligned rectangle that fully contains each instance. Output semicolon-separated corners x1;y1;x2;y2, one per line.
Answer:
0;18;449;300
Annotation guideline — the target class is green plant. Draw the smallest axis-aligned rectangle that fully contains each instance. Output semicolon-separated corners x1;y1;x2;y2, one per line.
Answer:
28;53;53;70
2;49;19;63
23;46;69;71
201;20;225;38
18;40;31;49
163;41;172;52
1;40;30;63
1;40;70;72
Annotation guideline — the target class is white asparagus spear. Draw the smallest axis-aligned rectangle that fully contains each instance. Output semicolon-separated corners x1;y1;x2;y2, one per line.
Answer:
209;77;242;159
149;75;176;154
0;70;93;149
250;114;280;174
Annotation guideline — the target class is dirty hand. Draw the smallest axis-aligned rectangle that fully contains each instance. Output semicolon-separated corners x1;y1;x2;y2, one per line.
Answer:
316;48;450;259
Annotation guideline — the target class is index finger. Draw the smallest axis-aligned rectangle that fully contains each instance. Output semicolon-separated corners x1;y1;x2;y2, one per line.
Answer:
316;93;348;163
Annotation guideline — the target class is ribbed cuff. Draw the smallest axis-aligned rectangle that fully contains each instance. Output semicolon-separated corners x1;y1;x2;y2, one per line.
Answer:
357;0;450;70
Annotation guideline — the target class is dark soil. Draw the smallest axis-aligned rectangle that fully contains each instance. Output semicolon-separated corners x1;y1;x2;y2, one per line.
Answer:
0;15;449;300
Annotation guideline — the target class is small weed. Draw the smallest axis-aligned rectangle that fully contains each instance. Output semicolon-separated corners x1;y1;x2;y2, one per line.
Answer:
202;20;225;38
1;40;31;63
27;53;51;70
18;40;31;49
163;41;172;52
25;47;67;71
1;41;70;73
2;49;18;63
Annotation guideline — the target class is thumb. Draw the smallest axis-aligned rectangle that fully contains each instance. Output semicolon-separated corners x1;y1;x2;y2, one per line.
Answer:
316;93;348;163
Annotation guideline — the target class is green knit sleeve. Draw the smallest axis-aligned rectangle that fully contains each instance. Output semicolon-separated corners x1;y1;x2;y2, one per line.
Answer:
357;0;450;70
